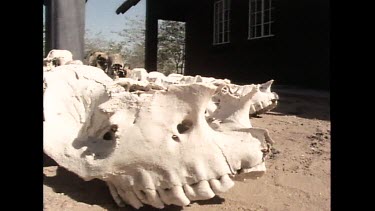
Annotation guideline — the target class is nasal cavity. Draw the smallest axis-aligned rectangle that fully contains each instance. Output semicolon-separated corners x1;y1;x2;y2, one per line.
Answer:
103;132;114;141
103;125;118;141
177;119;193;134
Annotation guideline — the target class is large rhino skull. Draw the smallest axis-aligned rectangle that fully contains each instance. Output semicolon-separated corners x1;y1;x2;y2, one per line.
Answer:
43;65;274;209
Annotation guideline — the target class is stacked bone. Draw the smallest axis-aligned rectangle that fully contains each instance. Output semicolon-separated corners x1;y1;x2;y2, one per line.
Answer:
115;68;279;118
43;63;278;209
86;51;128;79
43;49;83;72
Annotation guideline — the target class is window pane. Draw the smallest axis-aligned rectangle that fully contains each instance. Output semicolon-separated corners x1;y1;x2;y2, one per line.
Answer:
249;26;255;38
264;0;270;10
219;33;223;43
264;23;270;35
251;0;256;13
264;10;270;23
269;23;272;35
218;1;223;11
250;13;255;26
256;12;262;25
256;0;262;12
256;25;262;37
225;10;230;20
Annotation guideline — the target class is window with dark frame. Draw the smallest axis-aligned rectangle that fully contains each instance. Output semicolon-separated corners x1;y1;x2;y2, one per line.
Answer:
248;0;274;39
213;0;231;45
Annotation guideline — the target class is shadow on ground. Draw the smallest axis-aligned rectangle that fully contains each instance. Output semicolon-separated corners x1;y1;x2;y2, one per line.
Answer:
264;92;330;121
44;154;224;211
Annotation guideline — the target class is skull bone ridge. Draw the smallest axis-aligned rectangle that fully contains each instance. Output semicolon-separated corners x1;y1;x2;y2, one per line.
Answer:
43;65;274;209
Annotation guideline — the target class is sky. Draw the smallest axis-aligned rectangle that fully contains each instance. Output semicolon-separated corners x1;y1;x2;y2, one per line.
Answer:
85;0;145;41
43;0;146;42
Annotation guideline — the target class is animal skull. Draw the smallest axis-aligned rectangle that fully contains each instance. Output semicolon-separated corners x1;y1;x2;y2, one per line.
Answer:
43;49;74;71
87;51;109;72
108;53;126;78
43;65;274;209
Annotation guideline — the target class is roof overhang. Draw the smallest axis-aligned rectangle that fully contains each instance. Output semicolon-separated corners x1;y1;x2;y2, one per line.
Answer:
116;0;141;14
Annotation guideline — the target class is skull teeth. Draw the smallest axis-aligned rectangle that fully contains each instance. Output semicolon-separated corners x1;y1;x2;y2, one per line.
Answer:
107;173;234;209
209;174;234;193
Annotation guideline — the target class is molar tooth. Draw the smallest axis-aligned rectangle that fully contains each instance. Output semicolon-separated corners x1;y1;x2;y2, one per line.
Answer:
106;182;125;207
255;102;263;110
133;188;148;204
117;189;143;209
143;189;165;209
183;184;198;201
209;174;234;194
189;180;216;200
157;188;172;205
250;104;256;114
170;186;191;206
157;186;190;206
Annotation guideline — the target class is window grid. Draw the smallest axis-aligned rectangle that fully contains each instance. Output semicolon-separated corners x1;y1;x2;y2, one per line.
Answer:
213;0;231;45
248;0;274;39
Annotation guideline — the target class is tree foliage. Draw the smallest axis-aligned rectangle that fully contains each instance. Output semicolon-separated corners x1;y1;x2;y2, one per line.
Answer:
83;17;186;74
157;20;185;75
84;17;145;67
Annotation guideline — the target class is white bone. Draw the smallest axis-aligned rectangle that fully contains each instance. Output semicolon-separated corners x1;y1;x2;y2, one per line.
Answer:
43;64;275;209
43;49;74;71
128;68;149;81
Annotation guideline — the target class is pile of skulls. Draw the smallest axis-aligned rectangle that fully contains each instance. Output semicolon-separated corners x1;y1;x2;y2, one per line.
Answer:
43;49;128;79
43;49;83;72
43;52;279;209
86;51;128;79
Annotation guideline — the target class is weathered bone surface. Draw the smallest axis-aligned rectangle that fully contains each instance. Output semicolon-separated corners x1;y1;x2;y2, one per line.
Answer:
246;80;279;116
43;49;74;71
207;80;279;119
114;69;277;116
44;65;275;209
66;60;84;65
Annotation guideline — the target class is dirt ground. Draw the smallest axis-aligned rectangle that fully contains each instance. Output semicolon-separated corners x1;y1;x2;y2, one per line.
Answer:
43;90;330;211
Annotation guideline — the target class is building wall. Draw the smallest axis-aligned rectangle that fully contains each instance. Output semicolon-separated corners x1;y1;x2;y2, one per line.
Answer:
184;0;329;89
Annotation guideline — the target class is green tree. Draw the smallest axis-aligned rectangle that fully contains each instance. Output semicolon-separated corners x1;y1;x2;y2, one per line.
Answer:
111;17;145;68
84;16;146;68
157;20;185;75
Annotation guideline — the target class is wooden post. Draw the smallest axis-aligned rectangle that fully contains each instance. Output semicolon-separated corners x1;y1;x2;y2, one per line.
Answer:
145;0;158;71
44;0;86;61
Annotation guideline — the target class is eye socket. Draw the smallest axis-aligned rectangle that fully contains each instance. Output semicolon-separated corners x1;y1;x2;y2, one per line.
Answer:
103;132;113;140
177;119;193;134
103;125;118;141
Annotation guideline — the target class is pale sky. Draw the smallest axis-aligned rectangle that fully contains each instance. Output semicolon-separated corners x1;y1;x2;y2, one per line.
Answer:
86;0;145;41
43;0;146;41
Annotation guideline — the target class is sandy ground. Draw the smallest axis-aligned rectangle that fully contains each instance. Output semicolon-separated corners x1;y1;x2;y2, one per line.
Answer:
43;90;330;211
